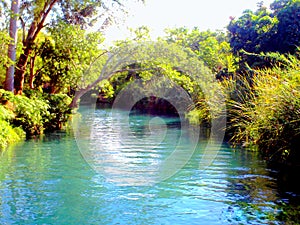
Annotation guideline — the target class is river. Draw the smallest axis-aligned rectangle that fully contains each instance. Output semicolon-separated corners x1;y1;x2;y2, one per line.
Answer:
0;106;299;224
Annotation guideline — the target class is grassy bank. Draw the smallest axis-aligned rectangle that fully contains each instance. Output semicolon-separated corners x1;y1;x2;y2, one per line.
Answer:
226;54;300;165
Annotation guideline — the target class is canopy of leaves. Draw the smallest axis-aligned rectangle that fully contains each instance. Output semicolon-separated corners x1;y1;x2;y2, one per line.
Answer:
228;0;300;67
228;7;278;54
164;27;237;73
34;22;106;93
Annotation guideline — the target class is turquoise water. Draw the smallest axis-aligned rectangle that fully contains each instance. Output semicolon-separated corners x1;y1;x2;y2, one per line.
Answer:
0;107;299;224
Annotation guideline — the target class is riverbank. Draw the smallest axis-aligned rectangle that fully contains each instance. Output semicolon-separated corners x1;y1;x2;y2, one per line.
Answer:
0;89;73;149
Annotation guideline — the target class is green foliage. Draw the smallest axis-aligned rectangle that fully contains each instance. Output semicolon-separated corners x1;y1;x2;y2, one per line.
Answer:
98;79;114;98
107;40;207;100
100;40;224;127
198;37;237;73
164;27;226;51
13;0;144;94
10;94;50;136
0;97;26;150
228;7;277;54
0;89;72;137
44;93;72;131
24;90;73;132
0;119;25;150
34;22;106;94
227;53;300;163
0;30;11;86
128;26;151;41
164;27;237;74
273;0;300;54
186;106;209;125
0;104;14;121
228;0;300;68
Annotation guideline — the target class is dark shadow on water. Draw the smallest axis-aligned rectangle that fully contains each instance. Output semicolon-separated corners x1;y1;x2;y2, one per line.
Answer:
129;96;180;118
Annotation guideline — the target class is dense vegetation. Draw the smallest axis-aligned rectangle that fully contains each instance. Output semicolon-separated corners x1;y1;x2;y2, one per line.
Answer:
226;54;300;164
0;89;72;138
0;0;299;167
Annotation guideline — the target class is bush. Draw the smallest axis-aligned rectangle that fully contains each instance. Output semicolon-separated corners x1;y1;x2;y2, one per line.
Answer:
43;93;72;132
228;54;300;164
11;95;50;136
0;105;25;149
0;89;73;138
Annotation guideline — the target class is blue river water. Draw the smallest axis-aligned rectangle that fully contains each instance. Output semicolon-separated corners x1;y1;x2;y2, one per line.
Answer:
0;107;299;224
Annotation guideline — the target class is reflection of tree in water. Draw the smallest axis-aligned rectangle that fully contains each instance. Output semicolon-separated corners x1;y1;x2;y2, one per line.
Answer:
128;116;181;141
269;164;300;223
224;149;281;223
129;97;181;139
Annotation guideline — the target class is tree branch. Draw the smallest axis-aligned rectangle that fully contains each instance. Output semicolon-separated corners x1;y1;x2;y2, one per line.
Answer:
32;0;59;41
19;16;26;44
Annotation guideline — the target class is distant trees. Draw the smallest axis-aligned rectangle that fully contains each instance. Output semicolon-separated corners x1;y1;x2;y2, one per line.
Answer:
228;0;300;68
164;28;237;74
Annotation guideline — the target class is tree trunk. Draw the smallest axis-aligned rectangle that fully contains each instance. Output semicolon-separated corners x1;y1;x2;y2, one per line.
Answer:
14;46;32;94
69;89;86;108
68;68;150;108
29;53;38;89
14;0;58;94
5;0;19;92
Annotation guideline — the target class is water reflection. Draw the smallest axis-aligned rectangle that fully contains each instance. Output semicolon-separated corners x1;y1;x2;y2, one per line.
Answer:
0;108;299;224
76;107;199;186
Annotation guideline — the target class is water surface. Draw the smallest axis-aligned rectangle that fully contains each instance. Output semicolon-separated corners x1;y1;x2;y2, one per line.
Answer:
0;107;299;224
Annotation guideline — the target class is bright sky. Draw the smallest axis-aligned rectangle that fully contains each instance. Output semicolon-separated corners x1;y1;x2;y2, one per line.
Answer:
103;0;273;44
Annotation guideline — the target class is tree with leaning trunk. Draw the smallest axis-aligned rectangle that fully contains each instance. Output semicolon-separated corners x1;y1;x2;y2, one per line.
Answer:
13;0;143;94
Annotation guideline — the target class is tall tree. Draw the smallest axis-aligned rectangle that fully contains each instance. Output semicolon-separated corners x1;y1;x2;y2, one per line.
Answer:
227;6;277;55
15;0;58;94
228;0;300;68
5;0;19;92
272;0;300;54
14;0;144;94
164;27;236;73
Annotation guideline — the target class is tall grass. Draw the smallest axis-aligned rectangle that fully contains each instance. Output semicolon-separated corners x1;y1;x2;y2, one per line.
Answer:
227;54;300;164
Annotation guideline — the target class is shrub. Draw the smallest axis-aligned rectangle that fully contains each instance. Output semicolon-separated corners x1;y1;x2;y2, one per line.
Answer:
11;95;50;136
228;54;300;164
43;93;72;132
0;105;25;149
0;89;73;138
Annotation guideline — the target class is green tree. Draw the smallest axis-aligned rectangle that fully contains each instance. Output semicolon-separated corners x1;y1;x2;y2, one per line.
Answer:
33;22;106;95
271;0;300;53
228;0;300;68
164;27;236;73
227;6;277;55
12;0;144;94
